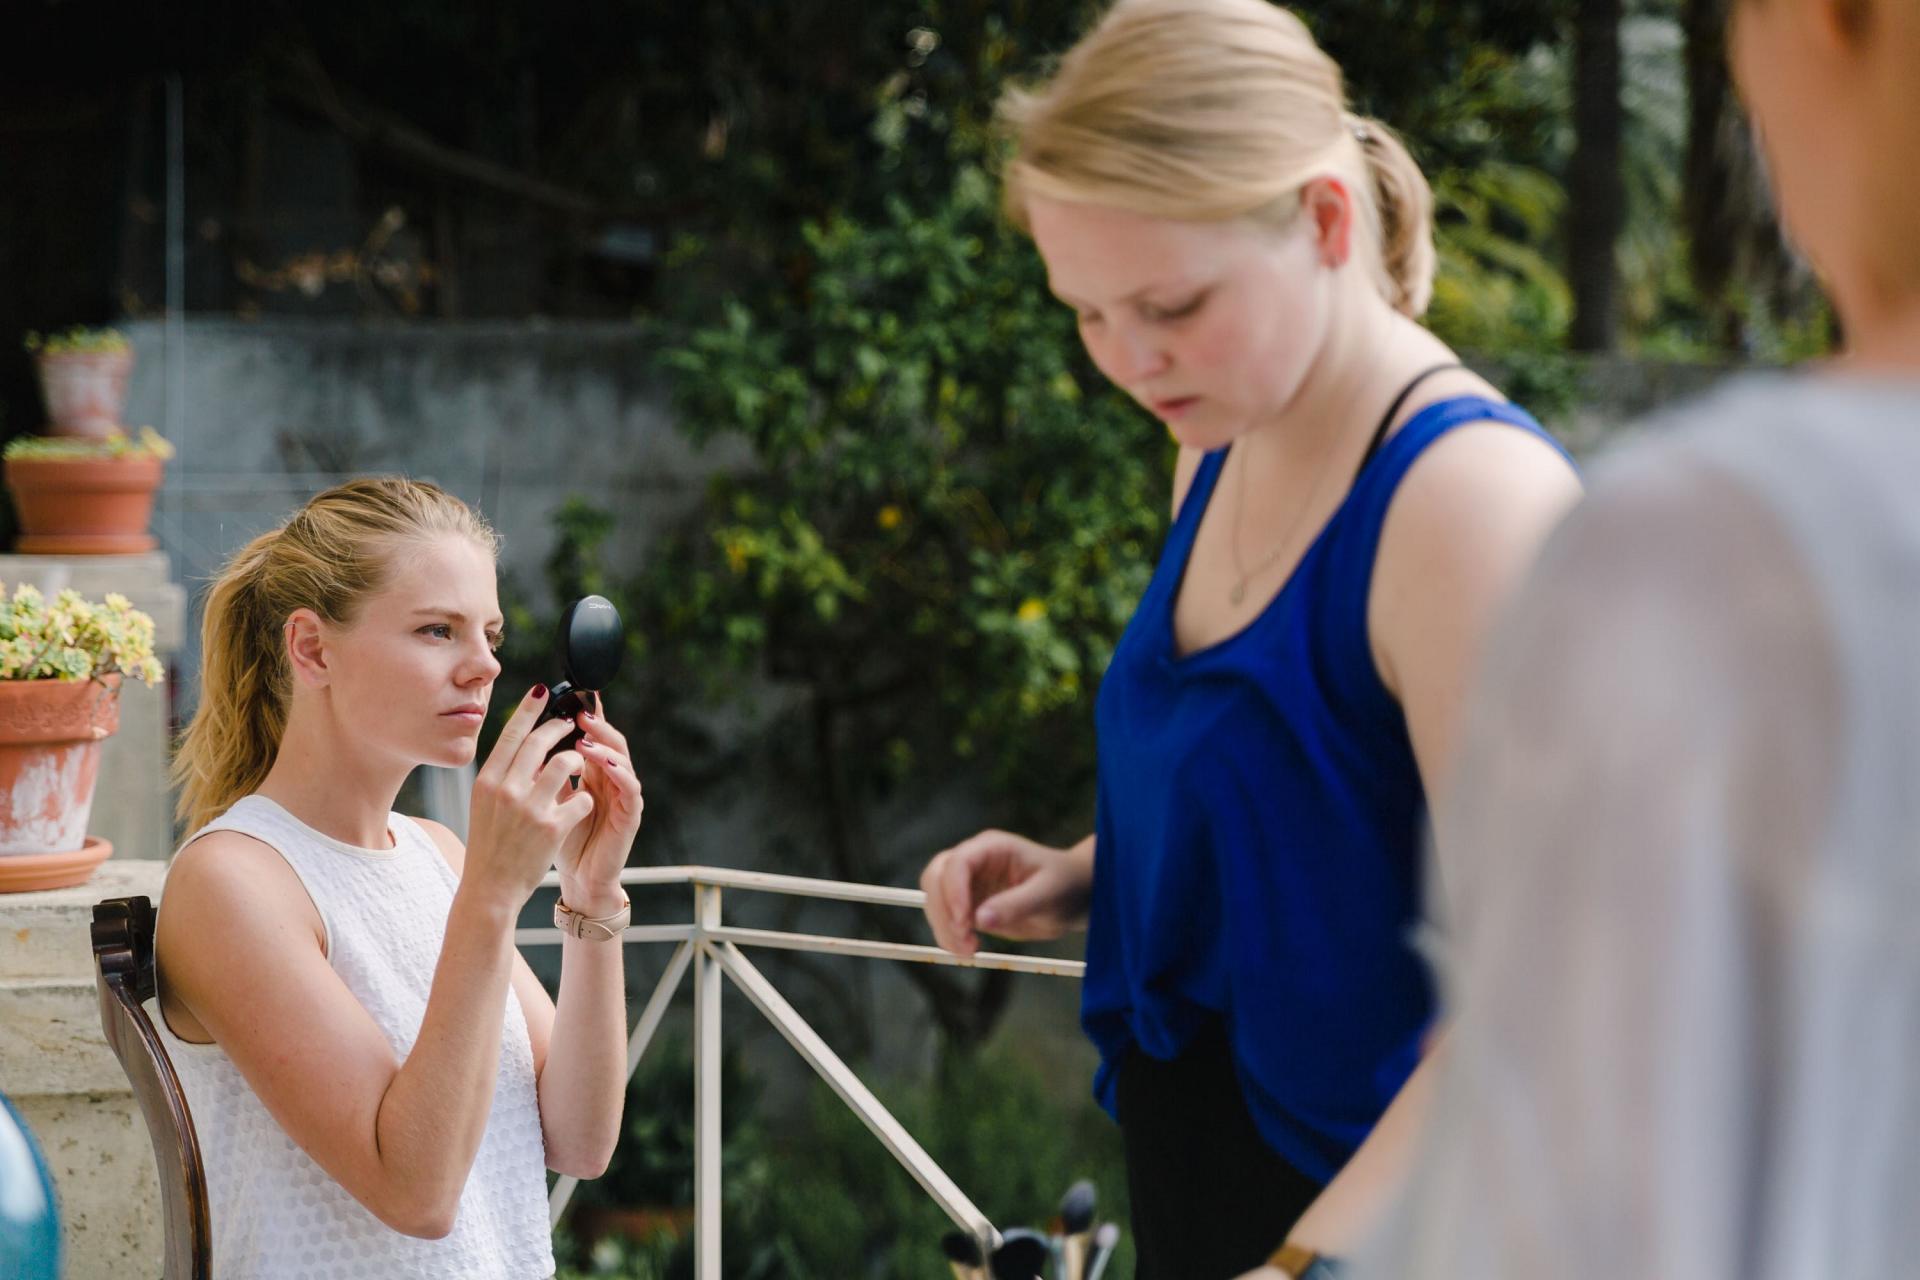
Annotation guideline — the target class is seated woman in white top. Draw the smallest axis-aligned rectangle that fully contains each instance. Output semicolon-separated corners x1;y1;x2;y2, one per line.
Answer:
156;477;642;1279
1340;1;1920;1278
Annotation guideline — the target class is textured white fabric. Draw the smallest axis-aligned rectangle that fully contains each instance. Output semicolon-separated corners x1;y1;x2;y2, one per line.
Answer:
1358;375;1920;1280
153;793;556;1279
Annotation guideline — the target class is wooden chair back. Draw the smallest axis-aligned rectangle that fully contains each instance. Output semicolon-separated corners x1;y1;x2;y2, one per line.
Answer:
92;895;212;1280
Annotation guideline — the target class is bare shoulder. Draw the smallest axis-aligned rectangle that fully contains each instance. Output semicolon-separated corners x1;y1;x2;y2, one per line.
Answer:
408;816;467;875
160;829;326;954
1386;419;1582;551
1369;417;1584;701
157;829;329;1040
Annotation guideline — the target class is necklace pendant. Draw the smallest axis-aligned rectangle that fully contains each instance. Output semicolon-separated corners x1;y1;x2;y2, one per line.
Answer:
1229;581;1246;606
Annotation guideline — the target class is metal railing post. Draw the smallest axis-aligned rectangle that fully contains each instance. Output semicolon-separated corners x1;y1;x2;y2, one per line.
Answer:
693;883;724;1280
520;865;1086;1266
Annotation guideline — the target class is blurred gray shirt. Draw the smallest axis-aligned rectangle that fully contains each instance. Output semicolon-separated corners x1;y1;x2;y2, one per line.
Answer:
1357;374;1920;1280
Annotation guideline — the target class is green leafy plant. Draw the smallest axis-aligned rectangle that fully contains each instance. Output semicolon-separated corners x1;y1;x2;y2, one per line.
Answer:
3;427;176;462
496;159;1165;1052
652;162;1166;812
0;583;164;684
22;326;129;356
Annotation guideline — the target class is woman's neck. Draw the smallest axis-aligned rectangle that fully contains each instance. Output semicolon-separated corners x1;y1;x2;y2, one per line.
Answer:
1837;288;1920;375
256;701;413;849
1243;287;1448;471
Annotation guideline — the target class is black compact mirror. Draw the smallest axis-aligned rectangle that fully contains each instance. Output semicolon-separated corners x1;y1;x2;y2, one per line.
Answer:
534;594;625;759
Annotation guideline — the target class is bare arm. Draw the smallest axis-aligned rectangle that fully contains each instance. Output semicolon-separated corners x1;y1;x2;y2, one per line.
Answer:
419;702;642;1180
1284;423;1581;1256
417;819;629;1181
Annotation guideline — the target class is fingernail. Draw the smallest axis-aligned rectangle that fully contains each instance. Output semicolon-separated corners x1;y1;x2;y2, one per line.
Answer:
582;710;596;721
532;684;548;699
978;908;998;927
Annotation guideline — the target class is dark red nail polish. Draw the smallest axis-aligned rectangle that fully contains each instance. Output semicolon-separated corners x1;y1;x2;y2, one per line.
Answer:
532;684;547;699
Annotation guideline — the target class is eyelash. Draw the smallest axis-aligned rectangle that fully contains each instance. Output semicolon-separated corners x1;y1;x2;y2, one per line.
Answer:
1074;293;1206;327
421;623;504;652
1142;294;1205;323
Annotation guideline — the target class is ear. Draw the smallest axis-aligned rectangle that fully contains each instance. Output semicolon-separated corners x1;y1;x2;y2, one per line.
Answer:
285;609;333;688
1300;176;1357;269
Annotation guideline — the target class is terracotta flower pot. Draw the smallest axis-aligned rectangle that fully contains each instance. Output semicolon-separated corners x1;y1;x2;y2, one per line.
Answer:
0;676;120;858
3;454;164;554
34;348;133;438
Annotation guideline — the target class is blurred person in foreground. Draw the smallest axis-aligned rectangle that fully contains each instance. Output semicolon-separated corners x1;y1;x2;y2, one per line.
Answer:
1308;1;1920;1277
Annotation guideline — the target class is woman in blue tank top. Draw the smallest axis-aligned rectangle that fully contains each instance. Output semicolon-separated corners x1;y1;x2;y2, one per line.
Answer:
918;1;1581;1276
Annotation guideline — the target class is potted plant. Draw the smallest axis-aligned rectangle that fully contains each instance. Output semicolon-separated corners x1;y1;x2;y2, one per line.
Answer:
0;583;163;892
2;428;174;554
23;327;134;439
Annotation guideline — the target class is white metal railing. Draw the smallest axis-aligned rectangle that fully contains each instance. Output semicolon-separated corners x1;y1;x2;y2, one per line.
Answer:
517;865;1086;1279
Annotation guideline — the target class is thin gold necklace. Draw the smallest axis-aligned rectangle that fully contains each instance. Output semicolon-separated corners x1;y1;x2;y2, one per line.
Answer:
1227;431;1341;607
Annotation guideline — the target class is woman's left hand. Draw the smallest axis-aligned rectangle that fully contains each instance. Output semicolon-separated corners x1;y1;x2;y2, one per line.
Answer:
553;698;644;906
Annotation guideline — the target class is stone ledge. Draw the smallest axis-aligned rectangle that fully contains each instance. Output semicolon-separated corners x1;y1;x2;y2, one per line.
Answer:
0;860;169;980
0;980;129;1095
12;1090;162;1278
0;552;187;652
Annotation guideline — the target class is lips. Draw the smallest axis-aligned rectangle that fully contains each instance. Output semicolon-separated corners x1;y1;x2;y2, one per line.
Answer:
442;705;486;720
1150;395;1201;419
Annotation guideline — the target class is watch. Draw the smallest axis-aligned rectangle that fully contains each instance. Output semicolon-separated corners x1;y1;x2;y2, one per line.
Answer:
1267;1243;1321;1278
553;894;631;941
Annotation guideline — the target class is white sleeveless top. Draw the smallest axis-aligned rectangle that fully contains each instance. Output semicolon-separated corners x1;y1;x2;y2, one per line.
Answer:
153;794;556;1279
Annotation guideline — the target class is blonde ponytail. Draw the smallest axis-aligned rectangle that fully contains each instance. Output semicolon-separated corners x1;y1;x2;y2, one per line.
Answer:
171;477;498;834
171;533;292;835
1347;113;1437;318
1001;0;1438;318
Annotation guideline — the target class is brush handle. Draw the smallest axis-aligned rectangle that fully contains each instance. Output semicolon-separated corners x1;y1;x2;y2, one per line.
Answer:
1084;1239;1114;1280
1063;1234;1089;1280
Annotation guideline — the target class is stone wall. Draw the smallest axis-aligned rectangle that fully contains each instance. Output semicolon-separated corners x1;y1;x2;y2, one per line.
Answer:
123;316;748;718
0;860;169;1278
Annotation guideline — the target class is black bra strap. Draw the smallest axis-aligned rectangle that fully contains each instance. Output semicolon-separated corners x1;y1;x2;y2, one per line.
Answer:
1355;362;1467;477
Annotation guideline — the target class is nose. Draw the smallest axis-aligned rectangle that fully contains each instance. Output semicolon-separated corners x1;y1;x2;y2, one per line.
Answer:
460;641;502;686
1089;321;1170;389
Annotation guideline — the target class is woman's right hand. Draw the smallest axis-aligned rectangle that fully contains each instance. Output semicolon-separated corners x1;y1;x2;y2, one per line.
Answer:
462;685;598;909
919;830;1094;957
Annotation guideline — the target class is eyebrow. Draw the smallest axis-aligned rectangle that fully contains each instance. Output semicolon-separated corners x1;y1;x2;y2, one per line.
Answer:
1050;281;1195;309
410;607;505;629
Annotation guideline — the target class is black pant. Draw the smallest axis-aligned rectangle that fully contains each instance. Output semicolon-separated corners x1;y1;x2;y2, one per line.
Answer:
1116;1022;1324;1280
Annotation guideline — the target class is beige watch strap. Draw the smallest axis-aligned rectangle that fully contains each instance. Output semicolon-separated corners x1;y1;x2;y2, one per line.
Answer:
554;895;631;941
1267;1243;1319;1278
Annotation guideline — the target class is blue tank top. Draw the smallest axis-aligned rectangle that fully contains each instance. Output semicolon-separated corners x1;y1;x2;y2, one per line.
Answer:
1081;395;1569;1183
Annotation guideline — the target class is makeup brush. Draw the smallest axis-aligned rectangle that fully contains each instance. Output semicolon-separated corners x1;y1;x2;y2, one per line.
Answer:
1059;1180;1097;1279
1084;1222;1121;1280
990;1228;1052;1280
941;1229;987;1280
